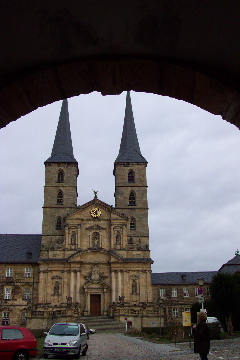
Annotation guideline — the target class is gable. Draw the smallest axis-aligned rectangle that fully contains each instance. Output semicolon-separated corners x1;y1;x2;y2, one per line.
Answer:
66;200;128;224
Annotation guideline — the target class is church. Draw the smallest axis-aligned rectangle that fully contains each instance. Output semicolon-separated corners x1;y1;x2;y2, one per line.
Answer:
0;92;159;330
1;92;234;331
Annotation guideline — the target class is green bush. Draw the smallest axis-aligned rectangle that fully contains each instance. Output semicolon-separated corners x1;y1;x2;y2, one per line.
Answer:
142;327;163;335
208;323;222;340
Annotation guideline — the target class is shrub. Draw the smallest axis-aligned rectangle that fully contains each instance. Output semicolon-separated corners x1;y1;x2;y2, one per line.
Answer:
208;323;222;340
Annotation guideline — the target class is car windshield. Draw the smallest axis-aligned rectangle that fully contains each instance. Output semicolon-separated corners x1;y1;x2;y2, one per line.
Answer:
49;324;79;336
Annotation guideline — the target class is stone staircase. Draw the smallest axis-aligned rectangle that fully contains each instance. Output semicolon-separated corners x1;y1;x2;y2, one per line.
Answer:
75;316;126;333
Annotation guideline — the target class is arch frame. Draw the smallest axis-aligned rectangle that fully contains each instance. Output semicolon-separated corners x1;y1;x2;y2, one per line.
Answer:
1;59;240;130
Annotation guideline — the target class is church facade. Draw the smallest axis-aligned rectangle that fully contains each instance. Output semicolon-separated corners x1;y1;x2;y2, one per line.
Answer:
0;93;160;330
2;93;233;331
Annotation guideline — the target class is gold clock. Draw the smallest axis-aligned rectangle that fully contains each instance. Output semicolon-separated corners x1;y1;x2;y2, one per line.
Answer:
90;207;101;218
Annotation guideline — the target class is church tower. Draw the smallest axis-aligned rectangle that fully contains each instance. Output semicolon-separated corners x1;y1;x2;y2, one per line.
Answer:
114;92;149;250
41;99;79;257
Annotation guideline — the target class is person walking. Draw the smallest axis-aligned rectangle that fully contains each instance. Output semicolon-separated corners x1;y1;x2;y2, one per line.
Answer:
193;311;210;360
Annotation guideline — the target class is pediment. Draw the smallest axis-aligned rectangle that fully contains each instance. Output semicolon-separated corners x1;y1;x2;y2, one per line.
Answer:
65;198;128;222
68;249;124;262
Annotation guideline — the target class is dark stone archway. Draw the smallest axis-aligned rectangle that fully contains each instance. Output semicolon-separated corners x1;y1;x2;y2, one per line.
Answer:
1;1;240;129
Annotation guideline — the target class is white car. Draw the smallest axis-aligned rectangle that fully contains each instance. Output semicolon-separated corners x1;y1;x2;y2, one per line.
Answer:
206;317;224;331
43;322;88;359
206;317;219;323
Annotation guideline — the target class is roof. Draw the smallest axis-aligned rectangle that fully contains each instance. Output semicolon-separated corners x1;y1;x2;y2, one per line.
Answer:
151;271;217;285
0;234;41;263
218;253;240;273
45;99;77;163
115;91;147;163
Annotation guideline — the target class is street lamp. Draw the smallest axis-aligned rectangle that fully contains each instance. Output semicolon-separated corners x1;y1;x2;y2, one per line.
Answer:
197;278;204;311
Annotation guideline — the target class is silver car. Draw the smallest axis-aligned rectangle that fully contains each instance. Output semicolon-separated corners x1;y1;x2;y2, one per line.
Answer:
43;322;88;358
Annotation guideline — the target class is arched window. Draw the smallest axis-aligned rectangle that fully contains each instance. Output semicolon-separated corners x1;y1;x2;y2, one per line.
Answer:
56;217;62;230
128;170;135;183
57;190;63;205
128;191;136;206
92;232;100;248
57;170;64;183
130;217;136;230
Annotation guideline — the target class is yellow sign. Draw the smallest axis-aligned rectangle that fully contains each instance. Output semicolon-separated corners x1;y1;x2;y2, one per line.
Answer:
182;311;191;327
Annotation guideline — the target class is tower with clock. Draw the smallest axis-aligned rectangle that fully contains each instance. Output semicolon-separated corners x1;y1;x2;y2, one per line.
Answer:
36;92;154;328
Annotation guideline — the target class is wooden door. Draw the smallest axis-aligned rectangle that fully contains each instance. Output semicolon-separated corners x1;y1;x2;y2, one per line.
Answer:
90;294;101;316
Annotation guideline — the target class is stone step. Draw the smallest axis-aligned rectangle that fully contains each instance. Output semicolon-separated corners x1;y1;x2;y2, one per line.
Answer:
73;316;126;333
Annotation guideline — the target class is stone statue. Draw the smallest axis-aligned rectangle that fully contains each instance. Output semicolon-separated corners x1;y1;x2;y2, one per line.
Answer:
93;189;98;199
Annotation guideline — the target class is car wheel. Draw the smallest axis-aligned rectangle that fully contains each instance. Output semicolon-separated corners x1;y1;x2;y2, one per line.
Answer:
81;344;88;356
13;350;29;360
43;355;49;359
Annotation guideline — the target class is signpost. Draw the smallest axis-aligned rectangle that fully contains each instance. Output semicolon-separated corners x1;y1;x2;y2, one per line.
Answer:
182;311;191;327
182;311;191;340
197;279;204;310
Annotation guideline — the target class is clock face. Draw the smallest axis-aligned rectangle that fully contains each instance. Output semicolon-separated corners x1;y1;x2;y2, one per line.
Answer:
90;207;101;218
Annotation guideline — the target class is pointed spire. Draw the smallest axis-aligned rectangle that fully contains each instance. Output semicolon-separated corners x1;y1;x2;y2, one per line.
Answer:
115;91;147;163
45;99;77;163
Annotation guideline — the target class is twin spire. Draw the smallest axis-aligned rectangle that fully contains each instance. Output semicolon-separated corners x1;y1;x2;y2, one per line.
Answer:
115;91;147;163
45;99;77;163
46;92;146;164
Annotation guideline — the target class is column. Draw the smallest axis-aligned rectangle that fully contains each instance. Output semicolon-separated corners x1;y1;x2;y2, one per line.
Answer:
111;271;115;303
70;270;75;301
117;270;121;299
103;288;107;315
76;271;80;303
123;270;127;299
65;225;69;247
62;270;69;301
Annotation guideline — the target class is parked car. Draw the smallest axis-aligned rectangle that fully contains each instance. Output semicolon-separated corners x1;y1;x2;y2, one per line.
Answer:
0;326;38;360
206;316;219;323
43;322;88;359
207;317;224;332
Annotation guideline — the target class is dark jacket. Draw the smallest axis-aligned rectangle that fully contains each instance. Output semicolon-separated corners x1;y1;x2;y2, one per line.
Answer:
193;321;210;354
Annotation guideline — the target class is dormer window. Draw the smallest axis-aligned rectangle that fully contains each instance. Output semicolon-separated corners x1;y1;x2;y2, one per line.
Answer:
57;190;63;205
128;170;135;183
57;170;64;183
26;251;32;260
128;191;136;206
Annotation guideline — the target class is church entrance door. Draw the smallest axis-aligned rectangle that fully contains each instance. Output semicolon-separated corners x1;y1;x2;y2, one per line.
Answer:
90;294;101;316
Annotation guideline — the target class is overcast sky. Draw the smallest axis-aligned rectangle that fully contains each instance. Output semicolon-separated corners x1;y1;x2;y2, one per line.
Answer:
0;91;239;273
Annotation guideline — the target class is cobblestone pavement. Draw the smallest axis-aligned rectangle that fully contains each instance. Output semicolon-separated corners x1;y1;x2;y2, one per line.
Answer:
40;334;240;360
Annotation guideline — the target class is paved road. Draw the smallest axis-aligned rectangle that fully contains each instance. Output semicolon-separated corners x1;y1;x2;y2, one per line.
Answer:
39;333;240;359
